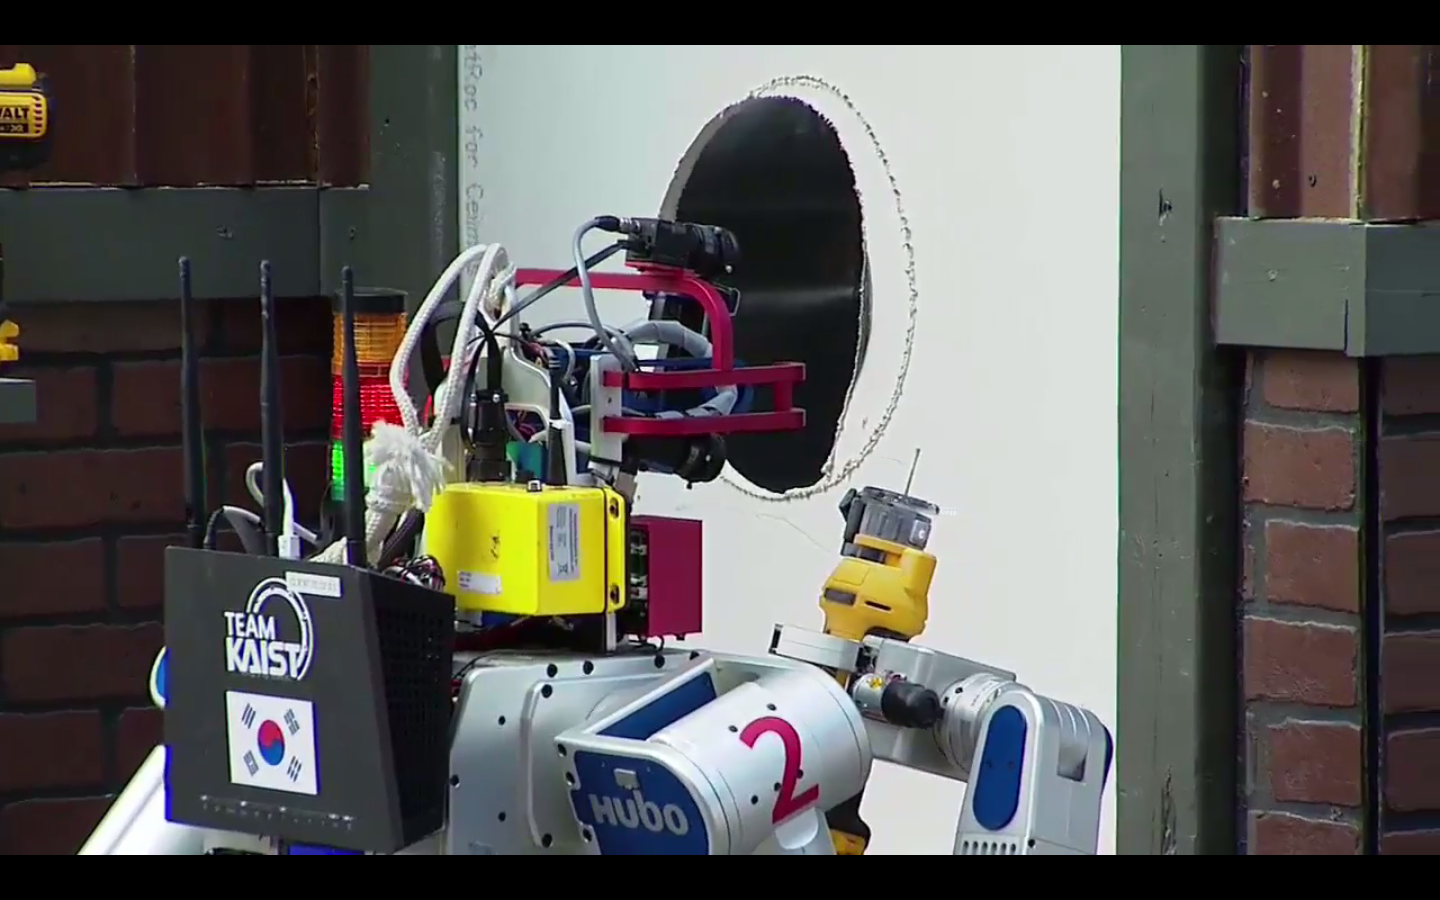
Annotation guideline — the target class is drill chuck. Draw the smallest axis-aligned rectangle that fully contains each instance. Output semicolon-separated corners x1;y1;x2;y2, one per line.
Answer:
850;673;943;729
839;486;939;559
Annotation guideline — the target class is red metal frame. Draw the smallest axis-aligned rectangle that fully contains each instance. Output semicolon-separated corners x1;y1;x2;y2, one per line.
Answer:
512;263;806;437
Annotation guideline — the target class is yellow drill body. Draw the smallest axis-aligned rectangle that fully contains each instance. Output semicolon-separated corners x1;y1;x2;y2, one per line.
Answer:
817;485;940;855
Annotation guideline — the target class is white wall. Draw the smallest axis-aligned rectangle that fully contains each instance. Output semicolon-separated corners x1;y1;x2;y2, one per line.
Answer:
458;44;1121;854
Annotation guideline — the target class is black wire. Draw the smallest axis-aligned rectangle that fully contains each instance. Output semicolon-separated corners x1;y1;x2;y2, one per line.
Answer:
202;508;267;555
493;242;626;331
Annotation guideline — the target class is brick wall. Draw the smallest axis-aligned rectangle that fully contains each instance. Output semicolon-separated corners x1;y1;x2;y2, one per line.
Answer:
1377;357;1440;854
0;296;332;854
1240;349;1365;855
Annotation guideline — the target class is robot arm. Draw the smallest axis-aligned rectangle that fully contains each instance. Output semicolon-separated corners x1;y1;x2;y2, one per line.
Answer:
771;625;1112;855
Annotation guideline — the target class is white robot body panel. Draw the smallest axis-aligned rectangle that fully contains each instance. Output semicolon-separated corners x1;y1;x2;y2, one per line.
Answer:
445;648;698;855
557;656;870;855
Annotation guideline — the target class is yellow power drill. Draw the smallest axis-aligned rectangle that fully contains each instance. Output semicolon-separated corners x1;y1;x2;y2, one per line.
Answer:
819;482;940;855
0;62;53;363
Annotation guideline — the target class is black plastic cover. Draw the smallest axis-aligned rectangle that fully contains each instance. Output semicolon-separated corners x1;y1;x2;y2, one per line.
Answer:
163;548;454;853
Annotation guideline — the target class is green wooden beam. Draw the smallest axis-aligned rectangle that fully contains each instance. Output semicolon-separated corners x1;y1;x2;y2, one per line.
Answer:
0;187;365;302
1118;44;1243;855
0;377;36;424
1214;217;1440;356
364;45;459;314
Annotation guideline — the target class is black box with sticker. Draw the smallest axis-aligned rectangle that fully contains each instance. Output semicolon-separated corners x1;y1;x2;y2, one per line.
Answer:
162;547;455;854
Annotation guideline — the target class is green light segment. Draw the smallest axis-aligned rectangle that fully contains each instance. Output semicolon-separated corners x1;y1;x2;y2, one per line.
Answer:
330;440;379;500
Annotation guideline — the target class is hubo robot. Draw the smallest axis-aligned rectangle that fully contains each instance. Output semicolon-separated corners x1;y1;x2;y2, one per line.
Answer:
79;216;1112;856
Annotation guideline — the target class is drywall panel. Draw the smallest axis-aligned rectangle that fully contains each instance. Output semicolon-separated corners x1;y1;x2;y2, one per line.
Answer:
459;44;1121;855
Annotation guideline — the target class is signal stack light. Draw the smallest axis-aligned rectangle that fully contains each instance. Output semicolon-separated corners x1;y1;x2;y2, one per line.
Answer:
329;289;407;501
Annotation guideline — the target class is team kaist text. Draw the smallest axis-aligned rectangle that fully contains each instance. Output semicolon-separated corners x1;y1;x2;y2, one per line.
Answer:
225;610;306;680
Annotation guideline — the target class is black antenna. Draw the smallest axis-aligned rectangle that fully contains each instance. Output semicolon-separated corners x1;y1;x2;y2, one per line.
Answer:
259;261;284;557
340;268;368;567
179;257;207;550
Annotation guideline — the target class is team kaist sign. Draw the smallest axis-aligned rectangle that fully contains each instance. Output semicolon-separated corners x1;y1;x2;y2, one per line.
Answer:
225;690;320;796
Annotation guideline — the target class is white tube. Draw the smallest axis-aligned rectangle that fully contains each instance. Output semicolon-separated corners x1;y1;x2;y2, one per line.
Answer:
78;747;207;855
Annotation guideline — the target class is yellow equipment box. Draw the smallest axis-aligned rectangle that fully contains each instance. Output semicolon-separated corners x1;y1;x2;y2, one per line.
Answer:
0;63;51;174
425;481;628;617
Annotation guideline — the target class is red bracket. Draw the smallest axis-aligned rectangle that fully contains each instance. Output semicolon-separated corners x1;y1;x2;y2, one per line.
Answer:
512;263;806;438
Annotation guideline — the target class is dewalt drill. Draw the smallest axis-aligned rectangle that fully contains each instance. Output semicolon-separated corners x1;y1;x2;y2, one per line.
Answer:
0;62;53;363
819;483;940;855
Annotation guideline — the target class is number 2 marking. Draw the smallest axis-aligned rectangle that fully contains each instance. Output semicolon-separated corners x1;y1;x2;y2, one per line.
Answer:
739;716;820;824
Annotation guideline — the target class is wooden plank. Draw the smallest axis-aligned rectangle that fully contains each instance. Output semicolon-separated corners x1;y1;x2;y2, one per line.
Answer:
316;45;368;186
133;44;256;185
248;45;314;183
1362;45;1440;221
0;44;137;185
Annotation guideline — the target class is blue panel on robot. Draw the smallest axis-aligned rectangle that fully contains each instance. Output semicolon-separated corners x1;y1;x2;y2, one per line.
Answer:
571;751;710;855
150;648;168;706
971;705;1027;832
599;671;717;740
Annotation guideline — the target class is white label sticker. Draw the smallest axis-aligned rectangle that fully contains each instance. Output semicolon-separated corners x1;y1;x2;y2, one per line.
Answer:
285;571;342;599
458;570;502;595
547;503;581;582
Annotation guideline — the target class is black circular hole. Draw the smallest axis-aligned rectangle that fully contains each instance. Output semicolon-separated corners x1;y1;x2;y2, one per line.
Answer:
750;795;759;805
541;834;554;848
797;769;804;779
662;96;869;493
558;745;567;757
497;716;506;726
773;782;781;792
541;684;553;699
583;660;595;675
766;703;776;711
498;811;507;822
546;663;558;677
582;828;593;842
728;725;738;733
449;775;460;787
654;654;665;669
565;773;575;785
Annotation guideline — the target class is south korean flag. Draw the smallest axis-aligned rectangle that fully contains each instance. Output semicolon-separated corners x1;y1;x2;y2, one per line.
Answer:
224;690;319;796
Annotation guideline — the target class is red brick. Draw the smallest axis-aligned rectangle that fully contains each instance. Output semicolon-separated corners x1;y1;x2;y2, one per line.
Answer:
1243;424;1355;511
1381;435;1440;520
1263;521;1359;613
115;707;163;782
1266;720;1363;806
0;539;106;618
212;295;334;355
0;447;185;530
111;355;332;438
0;711;105;792
1382;830;1440;854
1244;618;1358;707
0;797;112;855
0;366;97;443
1385;531;1440;617
1;623;162;703
1387;728;1440;812
1260;351;1360;413
1383;356;1440;416
1383;632;1440;714
115;533;185;611
224;441;330;516
1250;811;1359;855
8;300;197;354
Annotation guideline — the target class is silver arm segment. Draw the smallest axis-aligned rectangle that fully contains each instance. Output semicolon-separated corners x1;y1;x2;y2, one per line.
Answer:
771;624;1112;856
